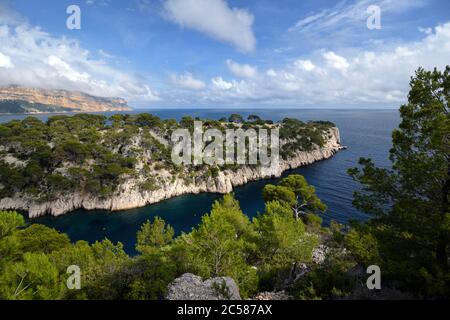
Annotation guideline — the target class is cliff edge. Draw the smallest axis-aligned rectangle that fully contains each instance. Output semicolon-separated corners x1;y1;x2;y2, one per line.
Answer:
0;85;131;113
0;127;343;217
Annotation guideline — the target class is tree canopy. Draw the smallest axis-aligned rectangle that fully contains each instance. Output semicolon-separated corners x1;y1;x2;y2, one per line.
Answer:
349;66;450;297
263;175;327;220
0;179;324;300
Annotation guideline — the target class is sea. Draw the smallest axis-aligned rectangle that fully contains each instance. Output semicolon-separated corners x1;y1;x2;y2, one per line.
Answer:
0;108;399;255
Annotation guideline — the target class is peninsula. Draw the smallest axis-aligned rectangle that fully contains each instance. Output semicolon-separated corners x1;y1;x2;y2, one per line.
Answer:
0;113;344;217
0;85;131;114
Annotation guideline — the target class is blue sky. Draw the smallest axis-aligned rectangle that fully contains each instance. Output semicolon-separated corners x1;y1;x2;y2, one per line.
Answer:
0;0;449;108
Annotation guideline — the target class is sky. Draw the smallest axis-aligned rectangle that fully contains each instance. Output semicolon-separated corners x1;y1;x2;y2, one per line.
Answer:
0;0;449;109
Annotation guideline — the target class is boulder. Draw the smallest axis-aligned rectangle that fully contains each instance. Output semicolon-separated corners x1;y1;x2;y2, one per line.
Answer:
166;273;241;300
312;244;329;264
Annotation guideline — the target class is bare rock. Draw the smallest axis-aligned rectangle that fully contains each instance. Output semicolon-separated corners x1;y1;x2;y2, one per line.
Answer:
0;85;130;112
312;245;329;264
166;273;241;300
254;291;292;300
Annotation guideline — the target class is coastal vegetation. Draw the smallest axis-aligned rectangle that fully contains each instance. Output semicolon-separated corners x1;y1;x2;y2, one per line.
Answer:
347;66;450;298
0;175;307;299
0;113;336;202
0;66;447;300
0;175;346;300
0;100;75;114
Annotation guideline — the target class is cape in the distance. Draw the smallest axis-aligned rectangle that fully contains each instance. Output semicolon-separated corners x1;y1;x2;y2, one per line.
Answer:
0;85;131;114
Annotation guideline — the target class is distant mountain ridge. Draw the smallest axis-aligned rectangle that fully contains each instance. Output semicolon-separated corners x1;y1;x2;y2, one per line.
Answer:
0;85;131;114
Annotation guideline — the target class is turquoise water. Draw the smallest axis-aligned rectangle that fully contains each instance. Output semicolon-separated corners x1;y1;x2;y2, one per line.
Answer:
1;109;399;255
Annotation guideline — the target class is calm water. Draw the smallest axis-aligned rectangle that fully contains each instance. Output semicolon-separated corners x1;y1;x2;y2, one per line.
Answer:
1;109;399;255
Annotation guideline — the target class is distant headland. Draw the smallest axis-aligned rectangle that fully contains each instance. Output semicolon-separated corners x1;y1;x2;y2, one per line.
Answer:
0;85;131;114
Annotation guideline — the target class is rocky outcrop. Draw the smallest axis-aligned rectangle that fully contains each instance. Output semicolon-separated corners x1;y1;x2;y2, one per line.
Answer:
253;291;292;300
0;127;344;217
0;85;130;113
312;244;329;265
284;244;332;286
166;273;241;300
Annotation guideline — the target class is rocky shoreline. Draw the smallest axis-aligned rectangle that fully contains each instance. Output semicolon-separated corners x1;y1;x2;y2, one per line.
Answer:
0;128;344;218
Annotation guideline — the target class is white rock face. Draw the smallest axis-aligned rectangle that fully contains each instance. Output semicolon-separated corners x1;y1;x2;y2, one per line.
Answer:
166;273;241;300
312;245;329;264
0;128;344;218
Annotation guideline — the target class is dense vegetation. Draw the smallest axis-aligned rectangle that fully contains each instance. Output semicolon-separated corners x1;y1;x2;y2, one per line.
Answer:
279;118;335;158
0;113;335;200
0;175;333;300
0;100;75;114
347;66;450;298
0;66;447;300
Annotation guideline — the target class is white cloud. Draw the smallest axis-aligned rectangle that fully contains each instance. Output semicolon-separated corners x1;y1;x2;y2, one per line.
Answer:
1;1;448;109
163;0;256;52
211;77;233;90
170;72;206;90
418;26;433;35
266;69;277;77
226;59;257;78
274;47;293;54
323;51;349;71
294;59;315;72
289;0;428;34
0;17;160;103
97;49;115;59
86;0;110;7
46;55;91;82
197;22;450;107
0;52;13;68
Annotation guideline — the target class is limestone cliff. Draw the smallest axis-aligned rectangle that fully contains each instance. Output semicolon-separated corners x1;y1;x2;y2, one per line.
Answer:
0;127;344;218
0;85;131;113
